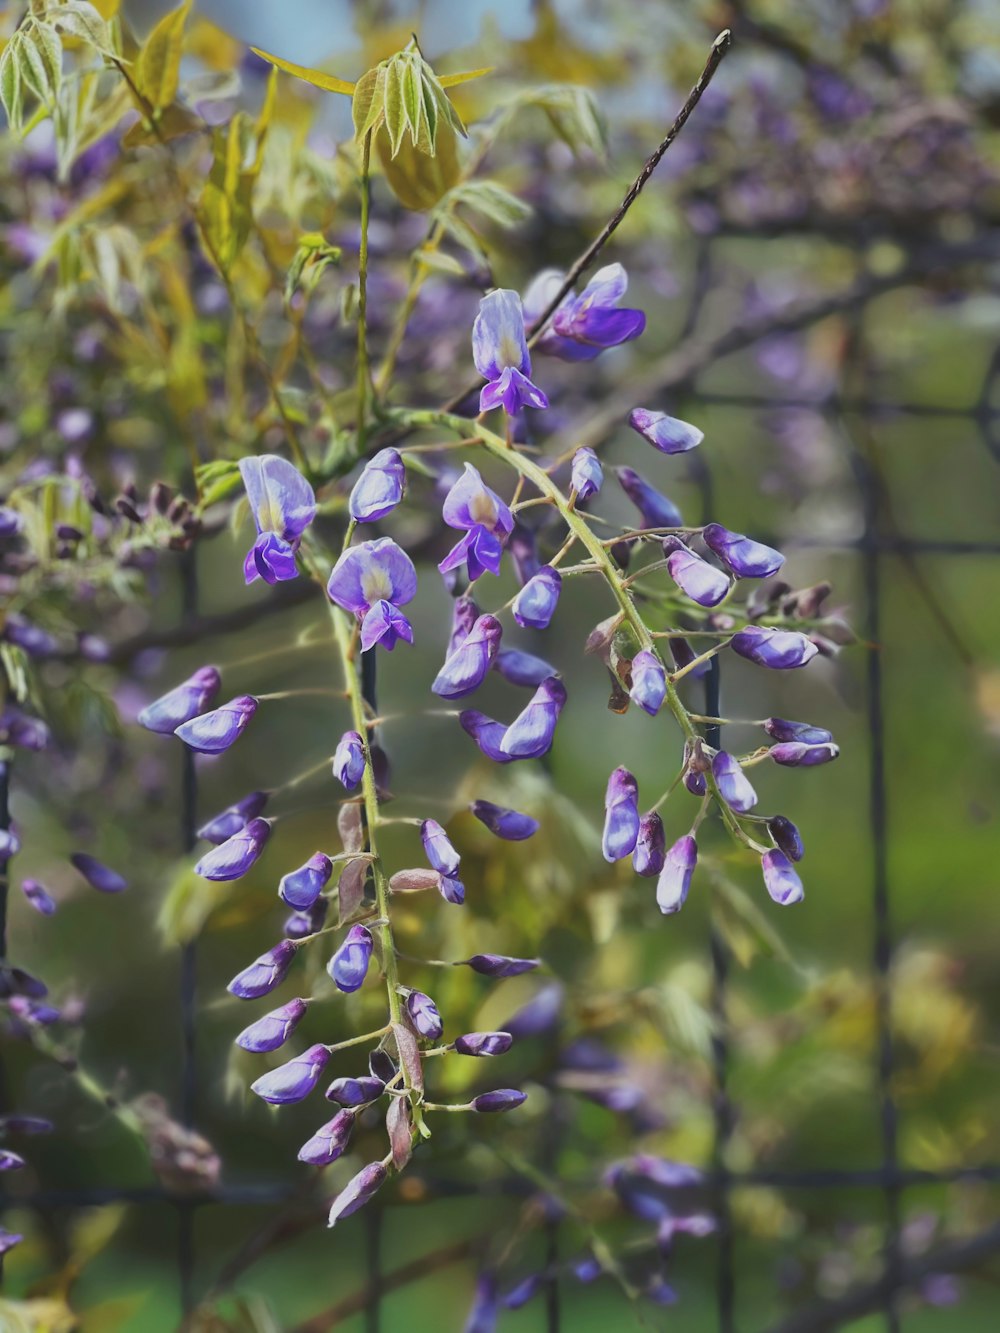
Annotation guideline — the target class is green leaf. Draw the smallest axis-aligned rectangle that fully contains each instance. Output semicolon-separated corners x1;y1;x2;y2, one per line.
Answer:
448;180;532;228
383;56;408;158
284;232;341;305
352;63;386;141
18;21;62;109
438;66;492;89
194;459;242;508
250;46;354;95
136;0;190;113
0;41;24;134
49;3;119;59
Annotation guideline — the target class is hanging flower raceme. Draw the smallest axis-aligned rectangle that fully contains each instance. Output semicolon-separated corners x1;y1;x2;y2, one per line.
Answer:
524;263;645;361
238;455;317;585
473;289;549;415
327;537;417;650
349;448;406;523
438;464;514;583
138;666;221;734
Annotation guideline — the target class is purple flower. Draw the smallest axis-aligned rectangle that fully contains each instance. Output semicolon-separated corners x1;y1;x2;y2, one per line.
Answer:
239;454;316;585
656;835;697;914
616;467;682;529
0;506;22;537
472;1088;527;1113
198;791;269;844
633;812;666;878
711;752;757;813
448;594;480;654
432;615;503;698
663;539;730;607
236;997;308;1052
470;800;538;841
702;523;784;579
731;626;818;670
3;615;57;657
628;408;703;454
279;853;333;910
333;730;366;789
571;447;603;500
0;1150;26;1171
526;263;645;361
349;448;405;523
500;677;567;759
327;538;417;651
175;695;257;753
461;954;539;978
459;710;515;764
138;666;221;734
770;741;839;766
0;828;21;859
670;636;710;680
439;874;466;905
0;707;51;752
473;289;548;414
70;853;126;894
0;1228;23;1256
328;1160;387;1226
512;566;561;631
195;817;271;881
251;1043;330;1104
328;925;373;993
421;819;460;876
502;982;563;1038
21;879;57;915
228;939;297;999
602;767;640;862
405;990;443;1040
763;717;833;745
761;849;804;905
454;1031;513;1057
768;815;804;862
284;899;328;939
326;1075;385;1107
571;1255;603;1284
438;464;514;583
298;1109;355;1165
493;648;555;688
629;649;666;716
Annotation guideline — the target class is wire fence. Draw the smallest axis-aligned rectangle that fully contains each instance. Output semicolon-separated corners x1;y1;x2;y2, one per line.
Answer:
2;209;998;1333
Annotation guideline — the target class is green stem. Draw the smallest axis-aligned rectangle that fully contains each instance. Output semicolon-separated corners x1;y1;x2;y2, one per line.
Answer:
356;132;373;451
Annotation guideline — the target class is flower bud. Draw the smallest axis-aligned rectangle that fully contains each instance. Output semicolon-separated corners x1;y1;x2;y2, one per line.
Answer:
349;448;405;522
0;1150;26;1171
0;1228;23;1255
656;835;697;914
432;615;502;699
284;899;328;939
669;636;709;680
684;768;707;796
298;1109;355;1166
472;1088;527;1113
175;695;257;753
369;1049;397;1085
769;741;839;767
493;648;556;688
460;709;515;764
420;819;460;876
512;566;561;630
470;800;538;841
197;791;269;844
328;1160;387;1227
461;954;540;978
21;879;57;915
328;924;373;993
663;540;730;607
633;812;666;878
389;867;441;893
333;731;366;790
439;874;466;905
195;818;271;881
0;707;50;752
702;523;784;579
502;982;563;1038
571;1254;603;1283
325;1075;385;1107
236;997;307;1053
711;752;758;813
0;828;21;859
763;717;833;745
228;940;297;999
70;853;127;894
616;467;682;528
3;615;57;657
454;1031;513;1057
251;1043;330;1105
405;990;443;1040
768;815;804;862
628;408;703;454
602;766;640;862
731;626;818;670
629;650;666;716
503;1274;541;1310
571;447;603;500
500;676;567;760
279;853;334;911
447;594;480;655
761;849;804;905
